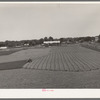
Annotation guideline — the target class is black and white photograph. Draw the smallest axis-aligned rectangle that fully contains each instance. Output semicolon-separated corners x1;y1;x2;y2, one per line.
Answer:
0;2;100;88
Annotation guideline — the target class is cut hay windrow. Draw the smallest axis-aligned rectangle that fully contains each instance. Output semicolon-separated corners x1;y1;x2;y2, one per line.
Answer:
23;44;100;72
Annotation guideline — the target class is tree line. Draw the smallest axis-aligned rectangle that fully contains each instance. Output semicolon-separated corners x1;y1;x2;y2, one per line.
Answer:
0;36;99;47
0;36;54;47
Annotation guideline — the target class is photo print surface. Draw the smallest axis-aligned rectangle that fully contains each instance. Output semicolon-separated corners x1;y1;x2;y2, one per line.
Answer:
0;2;100;88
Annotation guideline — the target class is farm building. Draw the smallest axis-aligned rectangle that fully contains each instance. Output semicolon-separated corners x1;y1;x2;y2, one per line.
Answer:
43;40;60;46
23;43;29;46
95;36;99;42
0;46;7;50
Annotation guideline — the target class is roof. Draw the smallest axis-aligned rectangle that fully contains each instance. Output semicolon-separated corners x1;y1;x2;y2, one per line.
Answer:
44;41;60;44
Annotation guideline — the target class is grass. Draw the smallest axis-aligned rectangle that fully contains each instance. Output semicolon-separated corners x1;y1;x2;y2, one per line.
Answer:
0;46;47;56
0;46;35;56
0;48;24;56
0;47;50;70
0;60;26;70
0;44;100;88
81;42;100;52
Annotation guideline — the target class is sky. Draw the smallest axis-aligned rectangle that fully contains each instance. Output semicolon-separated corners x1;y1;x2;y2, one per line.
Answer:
0;3;100;41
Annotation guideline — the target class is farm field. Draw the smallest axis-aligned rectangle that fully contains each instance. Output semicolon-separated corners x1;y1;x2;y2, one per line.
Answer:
0;47;50;70
81;42;100;52
0;60;26;70
0;44;100;88
0;47;23;56
0;46;40;56
24;44;100;72
0;48;50;63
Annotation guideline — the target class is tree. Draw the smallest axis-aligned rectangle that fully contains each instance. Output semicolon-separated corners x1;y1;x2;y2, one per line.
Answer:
39;38;44;44
0;42;6;47
98;35;100;42
48;36;53;41
5;41;15;47
59;38;64;43
29;40;36;46
44;37;48;41
84;36;92;42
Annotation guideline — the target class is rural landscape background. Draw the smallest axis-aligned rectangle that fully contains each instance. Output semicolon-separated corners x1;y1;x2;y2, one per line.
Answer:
0;3;100;88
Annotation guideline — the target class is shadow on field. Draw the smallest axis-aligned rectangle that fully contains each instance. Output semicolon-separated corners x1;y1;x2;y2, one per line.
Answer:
0;60;26;70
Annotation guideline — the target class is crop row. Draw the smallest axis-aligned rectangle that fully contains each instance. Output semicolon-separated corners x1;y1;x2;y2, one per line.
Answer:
23;45;100;72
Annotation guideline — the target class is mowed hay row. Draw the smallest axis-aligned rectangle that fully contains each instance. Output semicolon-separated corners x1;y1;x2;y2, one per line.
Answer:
23;45;100;72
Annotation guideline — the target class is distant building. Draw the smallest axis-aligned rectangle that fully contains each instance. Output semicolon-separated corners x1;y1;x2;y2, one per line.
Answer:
0;46;7;50
95;36;99;42
44;41;60;44
43;40;60;46
24;43;29;46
